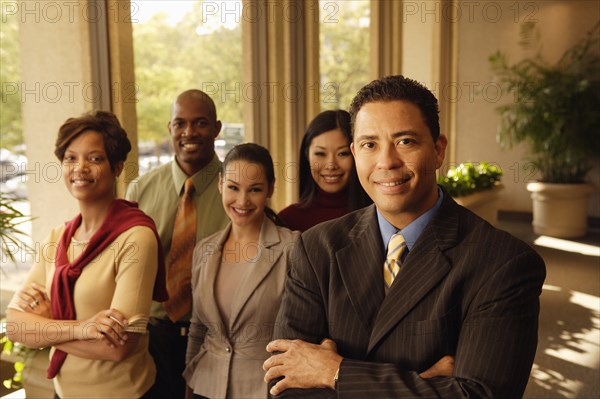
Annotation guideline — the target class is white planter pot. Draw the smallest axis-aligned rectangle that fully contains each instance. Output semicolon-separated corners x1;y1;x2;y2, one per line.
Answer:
526;182;596;238
454;185;503;226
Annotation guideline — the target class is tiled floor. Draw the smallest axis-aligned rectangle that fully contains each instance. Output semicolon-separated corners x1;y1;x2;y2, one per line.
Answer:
497;218;600;399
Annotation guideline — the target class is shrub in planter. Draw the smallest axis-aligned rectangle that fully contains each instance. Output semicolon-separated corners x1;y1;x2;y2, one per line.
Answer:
438;162;504;225
438;162;503;197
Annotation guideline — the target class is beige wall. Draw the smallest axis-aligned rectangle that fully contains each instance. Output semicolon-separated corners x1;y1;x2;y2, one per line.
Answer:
454;0;600;215
17;1;136;245
402;6;436;87
19;7;94;244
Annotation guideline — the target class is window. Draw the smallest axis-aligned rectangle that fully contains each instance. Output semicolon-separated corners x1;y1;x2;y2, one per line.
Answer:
132;0;244;173
0;6;32;277
319;0;370;110
1;5;27;198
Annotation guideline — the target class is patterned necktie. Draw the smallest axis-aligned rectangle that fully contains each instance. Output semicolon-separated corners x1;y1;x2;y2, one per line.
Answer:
384;233;406;289
164;178;197;321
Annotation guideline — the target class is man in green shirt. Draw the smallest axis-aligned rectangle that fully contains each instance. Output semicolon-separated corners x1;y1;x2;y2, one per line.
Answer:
126;89;228;399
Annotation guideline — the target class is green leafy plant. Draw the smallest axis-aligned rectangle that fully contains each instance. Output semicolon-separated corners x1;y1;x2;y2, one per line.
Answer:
489;22;600;183
1;319;26;390
0;192;34;266
438;162;503;198
0;196;35;389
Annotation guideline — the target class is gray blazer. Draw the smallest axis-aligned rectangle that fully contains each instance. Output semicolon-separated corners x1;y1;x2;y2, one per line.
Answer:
184;217;299;399
272;194;546;398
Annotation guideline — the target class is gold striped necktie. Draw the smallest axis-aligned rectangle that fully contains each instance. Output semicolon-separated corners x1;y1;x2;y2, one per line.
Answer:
384;233;406;289
164;178;197;321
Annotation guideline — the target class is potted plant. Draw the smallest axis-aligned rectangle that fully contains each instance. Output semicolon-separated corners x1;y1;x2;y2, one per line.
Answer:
1;323;53;398
1;193;32;267
1;195;53;398
489;22;600;238
438;162;503;225
1;325;25;393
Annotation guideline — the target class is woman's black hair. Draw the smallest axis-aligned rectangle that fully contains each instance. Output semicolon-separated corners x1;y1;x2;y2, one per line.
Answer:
298;110;372;210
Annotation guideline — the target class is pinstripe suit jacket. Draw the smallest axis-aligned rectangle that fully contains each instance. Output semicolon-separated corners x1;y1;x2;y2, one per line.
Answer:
272;194;546;398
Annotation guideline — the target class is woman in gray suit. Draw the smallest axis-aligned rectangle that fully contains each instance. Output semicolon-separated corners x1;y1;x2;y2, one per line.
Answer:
183;143;300;399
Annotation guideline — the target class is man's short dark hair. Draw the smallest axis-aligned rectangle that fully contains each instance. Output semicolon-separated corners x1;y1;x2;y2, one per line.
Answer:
349;75;440;141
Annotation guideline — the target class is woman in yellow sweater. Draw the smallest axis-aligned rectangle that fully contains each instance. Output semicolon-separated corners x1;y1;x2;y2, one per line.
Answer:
6;111;166;398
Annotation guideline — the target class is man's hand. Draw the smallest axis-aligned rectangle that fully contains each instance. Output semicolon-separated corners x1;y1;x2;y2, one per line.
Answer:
419;355;455;379
263;338;342;396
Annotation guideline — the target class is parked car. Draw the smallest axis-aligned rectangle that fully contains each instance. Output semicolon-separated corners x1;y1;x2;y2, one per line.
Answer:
1;174;28;199
1;148;27;182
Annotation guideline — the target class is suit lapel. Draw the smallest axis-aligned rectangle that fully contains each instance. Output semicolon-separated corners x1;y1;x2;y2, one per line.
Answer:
200;224;231;336
229;218;282;331
367;195;459;353
336;205;386;333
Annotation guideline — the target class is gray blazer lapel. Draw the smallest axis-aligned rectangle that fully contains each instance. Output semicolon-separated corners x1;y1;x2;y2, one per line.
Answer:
336;205;385;333
199;224;231;335
367;196;459;353
229;218;282;331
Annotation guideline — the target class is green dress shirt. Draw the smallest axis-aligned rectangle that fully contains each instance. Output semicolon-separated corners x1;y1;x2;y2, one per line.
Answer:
125;155;229;320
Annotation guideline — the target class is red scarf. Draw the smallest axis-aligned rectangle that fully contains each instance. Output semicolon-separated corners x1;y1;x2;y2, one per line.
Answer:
47;199;168;378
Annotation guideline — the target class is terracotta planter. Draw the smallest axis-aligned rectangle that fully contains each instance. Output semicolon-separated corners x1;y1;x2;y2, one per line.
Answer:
526;182;596;238
454;185;503;226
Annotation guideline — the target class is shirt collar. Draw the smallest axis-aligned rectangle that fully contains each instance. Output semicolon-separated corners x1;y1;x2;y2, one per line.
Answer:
377;187;444;251
171;154;222;195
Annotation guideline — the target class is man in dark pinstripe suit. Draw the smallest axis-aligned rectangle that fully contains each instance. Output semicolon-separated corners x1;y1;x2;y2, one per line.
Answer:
263;75;546;398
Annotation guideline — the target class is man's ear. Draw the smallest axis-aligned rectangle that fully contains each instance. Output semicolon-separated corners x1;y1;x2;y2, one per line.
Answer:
214;120;222;138
350;142;356;157
434;134;448;169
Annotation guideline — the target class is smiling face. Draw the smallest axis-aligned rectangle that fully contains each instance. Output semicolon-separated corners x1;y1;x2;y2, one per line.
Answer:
351;100;447;228
169;94;222;176
307;128;353;194
219;160;274;230
61;130;121;204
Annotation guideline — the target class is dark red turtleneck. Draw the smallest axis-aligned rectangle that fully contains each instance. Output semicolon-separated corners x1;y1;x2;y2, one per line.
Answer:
277;189;350;232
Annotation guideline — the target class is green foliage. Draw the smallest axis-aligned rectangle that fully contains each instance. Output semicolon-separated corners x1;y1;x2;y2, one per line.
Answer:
0;193;34;264
0;6;23;150
2;1;372;150
132;3;243;145
438;162;503;198
132;0;371;140
1;320;28;390
489;22;600;183
320;1;370;110
1;359;24;390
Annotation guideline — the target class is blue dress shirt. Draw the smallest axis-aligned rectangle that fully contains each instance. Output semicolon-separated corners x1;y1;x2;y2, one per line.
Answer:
377;187;444;256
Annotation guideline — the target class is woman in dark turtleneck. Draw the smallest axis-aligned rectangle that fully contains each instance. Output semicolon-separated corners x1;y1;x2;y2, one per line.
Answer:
278;110;372;232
